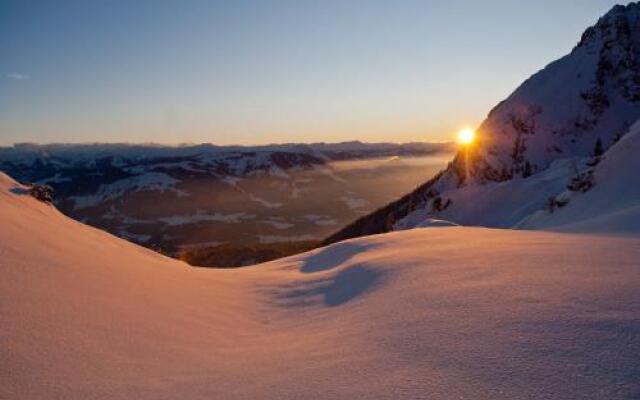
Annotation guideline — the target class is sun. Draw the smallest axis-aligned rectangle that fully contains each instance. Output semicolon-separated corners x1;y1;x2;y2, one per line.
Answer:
457;128;476;145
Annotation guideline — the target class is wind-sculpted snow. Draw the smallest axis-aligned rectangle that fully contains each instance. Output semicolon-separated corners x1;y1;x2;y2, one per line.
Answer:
299;241;379;273
2;171;640;399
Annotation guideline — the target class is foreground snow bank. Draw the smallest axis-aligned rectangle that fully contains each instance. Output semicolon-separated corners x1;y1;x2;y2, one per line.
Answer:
1;171;639;399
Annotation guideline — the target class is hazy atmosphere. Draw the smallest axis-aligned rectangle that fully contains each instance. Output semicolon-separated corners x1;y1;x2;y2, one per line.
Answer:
0;0;621;145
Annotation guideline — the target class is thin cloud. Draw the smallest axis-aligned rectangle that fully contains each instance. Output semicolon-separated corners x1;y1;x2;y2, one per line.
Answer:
7;73;30;80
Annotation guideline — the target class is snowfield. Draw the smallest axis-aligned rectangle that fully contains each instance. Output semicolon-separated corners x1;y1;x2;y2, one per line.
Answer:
2;172;639;399
518;121;640;234
396;119;640;237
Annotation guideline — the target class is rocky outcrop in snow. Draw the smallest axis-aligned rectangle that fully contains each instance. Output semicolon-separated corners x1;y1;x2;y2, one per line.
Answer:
517;119;640;233
466;1;640;182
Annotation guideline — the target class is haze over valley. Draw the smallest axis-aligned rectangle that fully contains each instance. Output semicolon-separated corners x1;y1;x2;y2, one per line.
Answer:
0;141;453;266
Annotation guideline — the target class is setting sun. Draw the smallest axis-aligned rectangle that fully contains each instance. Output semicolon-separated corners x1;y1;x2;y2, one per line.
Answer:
457;128;476;145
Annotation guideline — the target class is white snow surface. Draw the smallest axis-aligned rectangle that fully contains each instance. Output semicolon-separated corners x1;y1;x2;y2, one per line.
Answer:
519;120;640;234
397;158;589;230
1;171;639;399
398;119;640;235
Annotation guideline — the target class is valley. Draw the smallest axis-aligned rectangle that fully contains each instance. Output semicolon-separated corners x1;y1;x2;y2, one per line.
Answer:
0;142;453;266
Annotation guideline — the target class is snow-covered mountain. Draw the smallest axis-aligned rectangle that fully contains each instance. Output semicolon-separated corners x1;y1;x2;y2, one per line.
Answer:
2;166;640;399
518;119;640;233
0;141;450;168
392;119;640;233
0;141;453;261
470;2;640;180
325;3;640;244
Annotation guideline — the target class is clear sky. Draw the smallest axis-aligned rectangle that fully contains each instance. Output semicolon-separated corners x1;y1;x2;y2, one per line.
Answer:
0;0;623;145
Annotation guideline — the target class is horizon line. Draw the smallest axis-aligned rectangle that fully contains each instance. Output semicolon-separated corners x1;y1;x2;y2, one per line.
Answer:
1;139;456;149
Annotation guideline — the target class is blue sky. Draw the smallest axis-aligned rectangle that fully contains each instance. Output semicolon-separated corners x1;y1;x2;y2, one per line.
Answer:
0;0;623;145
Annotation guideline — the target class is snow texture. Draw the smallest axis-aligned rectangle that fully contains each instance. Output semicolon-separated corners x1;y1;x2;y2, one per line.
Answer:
1;171;639;399
519;120;640;233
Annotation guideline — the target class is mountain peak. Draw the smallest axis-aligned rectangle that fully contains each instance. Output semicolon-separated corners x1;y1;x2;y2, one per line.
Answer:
577;2;640;49
323;2;640;244
467;1;640;183
602;2;640;19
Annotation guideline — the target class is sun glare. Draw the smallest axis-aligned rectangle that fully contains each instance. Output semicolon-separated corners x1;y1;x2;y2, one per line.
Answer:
457;128;475;145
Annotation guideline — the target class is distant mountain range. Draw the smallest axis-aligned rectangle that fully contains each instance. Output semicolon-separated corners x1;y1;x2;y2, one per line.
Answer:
0;141;454;265
325;2;640;244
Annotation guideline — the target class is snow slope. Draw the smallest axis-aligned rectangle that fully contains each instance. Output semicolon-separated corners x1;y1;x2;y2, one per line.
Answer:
519;120;640;234
394;118;640;235
394;157;590;230
2;171;640;399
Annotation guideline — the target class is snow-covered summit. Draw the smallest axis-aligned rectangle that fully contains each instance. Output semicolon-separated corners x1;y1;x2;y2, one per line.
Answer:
324;3;640;244
465;1;640;181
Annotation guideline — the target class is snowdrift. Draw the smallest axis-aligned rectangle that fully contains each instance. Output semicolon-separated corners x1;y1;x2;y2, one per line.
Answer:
2;171;640;399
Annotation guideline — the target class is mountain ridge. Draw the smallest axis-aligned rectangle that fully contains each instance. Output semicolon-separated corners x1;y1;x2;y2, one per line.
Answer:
324;2;640;245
